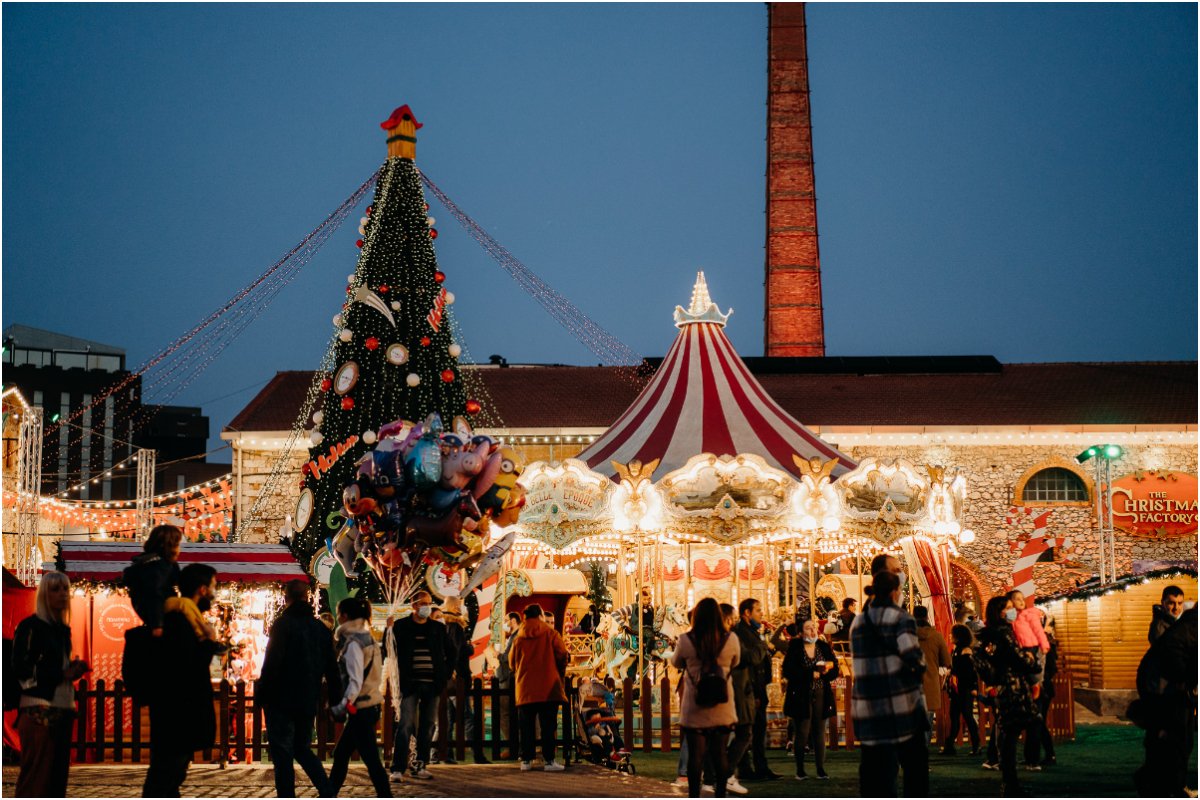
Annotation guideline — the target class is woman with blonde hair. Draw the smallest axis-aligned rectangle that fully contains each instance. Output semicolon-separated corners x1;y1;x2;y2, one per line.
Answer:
12;571;90;797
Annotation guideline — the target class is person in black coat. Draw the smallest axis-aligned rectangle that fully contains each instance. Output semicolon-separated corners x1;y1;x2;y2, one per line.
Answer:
942;623;981;756
1133;606;1197;797
12;572;89;799
388;591;454;778
143;564;223;798
441;596;490;764
972;596;1039;798
1024;628;1058;768
782;618;839;781
257;579;342;798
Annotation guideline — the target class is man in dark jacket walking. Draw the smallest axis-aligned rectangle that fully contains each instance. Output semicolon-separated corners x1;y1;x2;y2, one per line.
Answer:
143;563;222;798
730;598;774;789
1134;606;1197;798
442;596;490;764
257;579;342;798
1148;585;1185;645
389;591;453;780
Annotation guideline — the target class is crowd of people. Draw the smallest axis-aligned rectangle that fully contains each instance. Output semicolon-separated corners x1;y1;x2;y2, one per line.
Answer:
6;522;1197;799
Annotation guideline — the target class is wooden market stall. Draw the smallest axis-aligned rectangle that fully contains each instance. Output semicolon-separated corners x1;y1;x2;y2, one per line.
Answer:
1039;569;1197;713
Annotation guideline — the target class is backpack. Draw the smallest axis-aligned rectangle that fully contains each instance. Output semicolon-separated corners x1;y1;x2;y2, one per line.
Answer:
122;625;163;706
691;632;730;708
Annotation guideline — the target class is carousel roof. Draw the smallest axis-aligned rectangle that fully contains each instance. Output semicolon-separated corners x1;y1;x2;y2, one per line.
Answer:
578;273;857;481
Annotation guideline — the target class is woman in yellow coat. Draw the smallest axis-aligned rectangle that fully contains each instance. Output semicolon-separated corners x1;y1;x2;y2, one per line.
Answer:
509;604;570;771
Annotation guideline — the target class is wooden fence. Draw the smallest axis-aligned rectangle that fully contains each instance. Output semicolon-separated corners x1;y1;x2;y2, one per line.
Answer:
65;670;1074;764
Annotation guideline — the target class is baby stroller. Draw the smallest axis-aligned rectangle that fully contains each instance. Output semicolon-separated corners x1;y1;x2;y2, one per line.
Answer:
575;679;634;774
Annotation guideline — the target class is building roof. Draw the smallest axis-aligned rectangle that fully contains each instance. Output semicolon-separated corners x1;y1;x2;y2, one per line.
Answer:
225;359;1197;435
577;273;855;479
2;324;125;356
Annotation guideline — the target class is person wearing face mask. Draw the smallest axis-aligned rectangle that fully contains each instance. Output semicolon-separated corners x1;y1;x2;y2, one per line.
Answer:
143;564;223;797
971;595;1039;797
494;612;523;759
782;618;839;781
388;591;453;781
1149;585;1185;645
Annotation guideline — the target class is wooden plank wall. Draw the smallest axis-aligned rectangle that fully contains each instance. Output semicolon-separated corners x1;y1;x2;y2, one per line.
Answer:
1048;576;1197;690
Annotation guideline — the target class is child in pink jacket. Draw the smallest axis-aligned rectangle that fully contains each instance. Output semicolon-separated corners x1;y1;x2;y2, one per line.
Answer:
1009;590;1050;698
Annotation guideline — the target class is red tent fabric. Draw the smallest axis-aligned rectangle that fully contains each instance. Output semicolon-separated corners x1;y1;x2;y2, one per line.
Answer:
580;273;856;480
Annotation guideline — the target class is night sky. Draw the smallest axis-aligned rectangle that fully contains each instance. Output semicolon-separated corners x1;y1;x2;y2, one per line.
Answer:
3;3;1195;461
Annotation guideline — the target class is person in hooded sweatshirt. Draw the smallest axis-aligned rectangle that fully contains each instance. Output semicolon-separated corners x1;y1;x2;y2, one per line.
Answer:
1148;585;1185;645
329;597;390;798
508;604;569;772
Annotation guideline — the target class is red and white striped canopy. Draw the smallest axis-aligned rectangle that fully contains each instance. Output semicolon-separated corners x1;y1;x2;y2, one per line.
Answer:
57;541;307;584
580;273;856;481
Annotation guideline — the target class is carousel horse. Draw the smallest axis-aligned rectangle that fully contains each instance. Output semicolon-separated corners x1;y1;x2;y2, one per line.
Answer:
588;612;624;675
655;603;689;641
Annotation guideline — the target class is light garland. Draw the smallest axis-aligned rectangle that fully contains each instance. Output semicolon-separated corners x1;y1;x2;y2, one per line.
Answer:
1035;567;1197;605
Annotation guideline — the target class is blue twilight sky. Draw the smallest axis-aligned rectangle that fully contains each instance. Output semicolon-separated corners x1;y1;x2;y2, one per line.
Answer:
3;3;1196;462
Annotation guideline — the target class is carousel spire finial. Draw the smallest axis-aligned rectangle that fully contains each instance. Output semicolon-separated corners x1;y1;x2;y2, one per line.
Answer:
674;271;732;328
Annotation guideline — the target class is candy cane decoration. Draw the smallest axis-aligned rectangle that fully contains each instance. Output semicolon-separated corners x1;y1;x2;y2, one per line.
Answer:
468;571;501;678
1006;507;1071;599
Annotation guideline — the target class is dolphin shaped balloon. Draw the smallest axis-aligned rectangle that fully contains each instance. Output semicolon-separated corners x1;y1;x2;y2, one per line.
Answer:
461;529;516;595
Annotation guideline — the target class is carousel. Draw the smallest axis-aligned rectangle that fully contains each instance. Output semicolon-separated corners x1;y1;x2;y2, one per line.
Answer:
499;273;975;683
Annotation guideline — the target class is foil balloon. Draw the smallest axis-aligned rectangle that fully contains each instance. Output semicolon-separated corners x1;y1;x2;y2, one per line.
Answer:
404;413;444;489
461;529;517;595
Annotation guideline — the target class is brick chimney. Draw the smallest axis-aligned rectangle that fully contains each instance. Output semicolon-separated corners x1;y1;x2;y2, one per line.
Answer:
764;2;825;357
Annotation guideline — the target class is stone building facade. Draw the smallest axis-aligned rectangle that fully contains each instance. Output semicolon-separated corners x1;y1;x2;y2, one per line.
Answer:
223;363;1197;595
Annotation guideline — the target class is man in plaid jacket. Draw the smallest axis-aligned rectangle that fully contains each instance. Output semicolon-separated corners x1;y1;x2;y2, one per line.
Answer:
851;568;929;797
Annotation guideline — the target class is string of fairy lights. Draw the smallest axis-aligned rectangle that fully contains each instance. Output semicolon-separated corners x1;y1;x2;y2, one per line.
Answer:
444;307;504;429
419;172;644;373
41;172;381;483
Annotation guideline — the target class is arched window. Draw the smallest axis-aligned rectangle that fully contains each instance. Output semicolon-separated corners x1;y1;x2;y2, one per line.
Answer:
1023;467;1088;503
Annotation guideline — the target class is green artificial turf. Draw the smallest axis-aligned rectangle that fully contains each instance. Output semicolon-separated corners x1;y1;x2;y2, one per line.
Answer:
616;725;1197;798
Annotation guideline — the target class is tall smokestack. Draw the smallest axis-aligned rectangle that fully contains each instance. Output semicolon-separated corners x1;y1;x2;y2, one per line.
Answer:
764;2;825;357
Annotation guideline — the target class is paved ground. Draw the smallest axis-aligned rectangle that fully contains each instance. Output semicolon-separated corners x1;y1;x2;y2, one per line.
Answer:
2;761;680;798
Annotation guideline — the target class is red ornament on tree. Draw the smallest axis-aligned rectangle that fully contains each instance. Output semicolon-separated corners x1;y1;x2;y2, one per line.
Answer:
420;337;431;346
365;337;379;350
434;271;446;284
341;397;355;410
429;228;438;240
379;285;389;292
465;399;482;415
346;285;353;293
356;240;364;248
424;203;429;211
366;205;374;215
441;369;455;383
320;378;332;392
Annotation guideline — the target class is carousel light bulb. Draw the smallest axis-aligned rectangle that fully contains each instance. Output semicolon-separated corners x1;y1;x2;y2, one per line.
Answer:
676;557;687;571
933;520;948;536
625;561;636;574
799;515;818;532
948;521;962;537
959;529;976;545
783;559;792;570
822;516;841;532
737;558;748;570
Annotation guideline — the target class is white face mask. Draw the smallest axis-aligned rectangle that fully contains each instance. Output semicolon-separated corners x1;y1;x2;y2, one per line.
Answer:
803;636;818;644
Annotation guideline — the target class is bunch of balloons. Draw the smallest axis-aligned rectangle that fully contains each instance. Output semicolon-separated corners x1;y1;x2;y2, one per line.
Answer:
326;412;526;594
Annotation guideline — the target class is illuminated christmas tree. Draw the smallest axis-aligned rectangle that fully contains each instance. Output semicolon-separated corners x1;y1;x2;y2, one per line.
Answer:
293;106;472;576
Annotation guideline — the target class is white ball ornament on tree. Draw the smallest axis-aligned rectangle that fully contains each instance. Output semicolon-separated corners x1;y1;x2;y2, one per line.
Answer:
333;314;343;327
312;411;323;424
359;217;369;226
310;431;324;446
339;329;353;342
347;274;356;283
406;373;421;387
362;430;377;445
390;301;401;311
426;216;435;226
444;292;455;305
448;344;461;358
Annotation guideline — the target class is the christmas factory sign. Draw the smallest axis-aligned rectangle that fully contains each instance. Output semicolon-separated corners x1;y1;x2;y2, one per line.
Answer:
1110;469;1198;538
